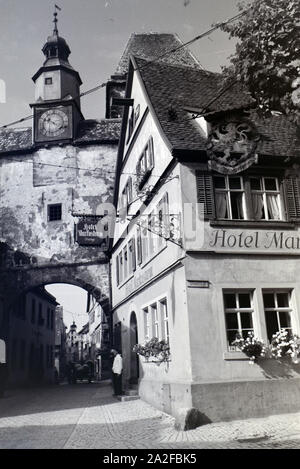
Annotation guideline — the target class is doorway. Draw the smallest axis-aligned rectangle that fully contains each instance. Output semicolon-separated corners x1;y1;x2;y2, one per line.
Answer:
129;312;139;385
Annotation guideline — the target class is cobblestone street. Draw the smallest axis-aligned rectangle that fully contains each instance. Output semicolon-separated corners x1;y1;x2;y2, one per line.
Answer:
0;381;300;449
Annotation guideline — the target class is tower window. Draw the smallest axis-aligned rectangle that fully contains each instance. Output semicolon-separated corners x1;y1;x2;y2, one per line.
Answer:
48;204;62;222
49;47;57;58
45;77;53;85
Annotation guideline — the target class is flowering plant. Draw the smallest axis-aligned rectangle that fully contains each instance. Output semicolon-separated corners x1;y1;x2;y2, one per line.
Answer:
232;332;267;364
270;329;300;363
133;338;170;364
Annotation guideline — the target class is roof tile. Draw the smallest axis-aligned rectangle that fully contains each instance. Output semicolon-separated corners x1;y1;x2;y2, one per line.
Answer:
135;57;300;158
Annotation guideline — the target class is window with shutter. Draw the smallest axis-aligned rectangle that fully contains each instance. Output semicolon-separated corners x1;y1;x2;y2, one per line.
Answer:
284;177;300;220
196;171;215;219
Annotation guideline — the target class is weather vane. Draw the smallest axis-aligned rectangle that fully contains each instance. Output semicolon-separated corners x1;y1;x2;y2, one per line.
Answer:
53;4;62;35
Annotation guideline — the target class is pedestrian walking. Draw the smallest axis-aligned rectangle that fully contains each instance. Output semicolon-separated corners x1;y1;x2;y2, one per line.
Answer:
111;349;123;396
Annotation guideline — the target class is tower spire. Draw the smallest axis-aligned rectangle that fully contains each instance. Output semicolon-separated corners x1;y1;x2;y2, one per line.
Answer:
53;4;62;36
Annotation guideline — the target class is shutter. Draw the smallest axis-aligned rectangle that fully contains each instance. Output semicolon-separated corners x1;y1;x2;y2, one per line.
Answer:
196;171;215;219
284;176;300;220
137;226;142;265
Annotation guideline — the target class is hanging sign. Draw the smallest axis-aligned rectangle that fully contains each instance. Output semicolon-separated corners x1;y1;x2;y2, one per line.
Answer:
75;217;109;249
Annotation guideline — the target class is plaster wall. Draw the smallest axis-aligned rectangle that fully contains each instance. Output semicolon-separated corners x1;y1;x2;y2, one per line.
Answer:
113;265;192;388
0;142;117;302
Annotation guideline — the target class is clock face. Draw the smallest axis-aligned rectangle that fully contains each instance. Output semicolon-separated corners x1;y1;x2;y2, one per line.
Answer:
38;108;69;138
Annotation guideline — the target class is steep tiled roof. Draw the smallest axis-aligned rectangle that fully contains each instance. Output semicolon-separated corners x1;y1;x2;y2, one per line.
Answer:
75;119;121;143
0;127;33;153
134;57;300;158
0;119;121;154
115;33;201;75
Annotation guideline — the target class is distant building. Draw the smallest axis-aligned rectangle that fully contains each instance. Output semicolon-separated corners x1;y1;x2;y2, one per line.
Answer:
7;287;58;386
78;322;89;363
88;301;110;380
54;305;67;379
66;321;79;363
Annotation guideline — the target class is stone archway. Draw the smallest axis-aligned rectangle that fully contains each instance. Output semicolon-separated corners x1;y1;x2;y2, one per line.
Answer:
129;311;139;385
0;244;112;348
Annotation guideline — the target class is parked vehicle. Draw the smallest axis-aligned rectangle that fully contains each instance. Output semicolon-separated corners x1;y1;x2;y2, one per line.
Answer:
67;360;94;384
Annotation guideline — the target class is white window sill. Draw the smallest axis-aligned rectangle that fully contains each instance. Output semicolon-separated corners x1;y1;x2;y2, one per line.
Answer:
223;351;249;361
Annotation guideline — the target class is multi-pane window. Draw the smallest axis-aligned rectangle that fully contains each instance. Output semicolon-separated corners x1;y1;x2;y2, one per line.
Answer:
212;175;283;221
48;204;62;222
120;177;133;213
142;223;149;261
128;238;136;274
144;307;151;341
157;193;169;248
136;138;154;189
160;299;169;342
250;177;282;220
148;212;155;257
118;251;124;283
151;303;159;338
143;299;170;344
136;225;142;265
223;291;254;349
123;246;128;280
263;291;293;342
45;77;53;85
214;176;246;220
116;239;137;286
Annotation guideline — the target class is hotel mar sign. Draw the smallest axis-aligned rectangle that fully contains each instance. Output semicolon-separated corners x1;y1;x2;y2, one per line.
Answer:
208;229;300;254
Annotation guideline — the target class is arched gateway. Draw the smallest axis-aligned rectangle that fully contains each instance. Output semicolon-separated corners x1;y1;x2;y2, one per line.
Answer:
0;15;121;360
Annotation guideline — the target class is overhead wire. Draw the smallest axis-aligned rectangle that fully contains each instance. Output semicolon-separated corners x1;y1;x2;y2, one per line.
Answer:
0;6;252;130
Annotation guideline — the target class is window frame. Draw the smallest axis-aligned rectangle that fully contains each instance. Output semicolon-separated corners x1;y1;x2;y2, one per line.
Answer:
211;173;285;222
48;203;62;222
249;176;282;221
223;290;255;351
136;137;154;189
263;290;294;342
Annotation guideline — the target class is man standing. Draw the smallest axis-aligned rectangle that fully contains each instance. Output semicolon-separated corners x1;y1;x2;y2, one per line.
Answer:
0;339;8;398
111;349;123;396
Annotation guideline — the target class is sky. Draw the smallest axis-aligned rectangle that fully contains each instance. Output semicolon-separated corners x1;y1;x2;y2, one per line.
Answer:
0;0;240;126
1;0;241;328
45;284;88;331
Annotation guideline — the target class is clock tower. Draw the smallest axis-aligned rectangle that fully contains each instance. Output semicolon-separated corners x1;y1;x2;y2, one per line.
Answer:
31;10;83;144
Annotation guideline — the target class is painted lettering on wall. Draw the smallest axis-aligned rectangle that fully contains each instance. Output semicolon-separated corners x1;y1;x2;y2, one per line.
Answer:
125;267;153;297
209;229;300;251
